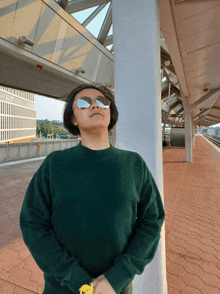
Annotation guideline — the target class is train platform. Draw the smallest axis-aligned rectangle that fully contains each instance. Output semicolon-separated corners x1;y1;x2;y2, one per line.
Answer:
0;134;220;294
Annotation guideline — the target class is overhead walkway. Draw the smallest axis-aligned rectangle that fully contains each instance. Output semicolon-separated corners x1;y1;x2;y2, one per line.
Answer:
0;0;114;100
0;134;219;293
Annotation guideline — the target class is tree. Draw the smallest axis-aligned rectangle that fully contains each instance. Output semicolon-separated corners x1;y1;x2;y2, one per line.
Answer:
36;123;41;135
40;122;48;137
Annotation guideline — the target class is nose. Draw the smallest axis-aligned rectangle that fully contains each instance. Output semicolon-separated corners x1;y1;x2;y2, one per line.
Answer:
90;99;100;109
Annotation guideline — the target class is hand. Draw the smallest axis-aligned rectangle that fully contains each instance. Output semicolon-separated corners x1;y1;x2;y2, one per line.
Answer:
89;278;95;286
89;274;116;294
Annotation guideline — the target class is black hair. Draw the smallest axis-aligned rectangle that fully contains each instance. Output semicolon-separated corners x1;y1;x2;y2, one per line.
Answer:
63;83;119;137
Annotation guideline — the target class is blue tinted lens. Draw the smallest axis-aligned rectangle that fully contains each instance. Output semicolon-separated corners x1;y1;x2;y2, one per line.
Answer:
77;97;110;109
77;98;90;109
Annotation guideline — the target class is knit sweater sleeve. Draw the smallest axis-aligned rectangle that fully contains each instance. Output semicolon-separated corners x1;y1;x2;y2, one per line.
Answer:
19;153;92;293
103;158;165;294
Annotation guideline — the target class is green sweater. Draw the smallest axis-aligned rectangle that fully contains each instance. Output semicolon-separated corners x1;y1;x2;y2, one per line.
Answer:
20;141;165;294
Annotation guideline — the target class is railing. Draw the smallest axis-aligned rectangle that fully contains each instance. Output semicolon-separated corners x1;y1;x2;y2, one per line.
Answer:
0;139;77;163
0;137;115;164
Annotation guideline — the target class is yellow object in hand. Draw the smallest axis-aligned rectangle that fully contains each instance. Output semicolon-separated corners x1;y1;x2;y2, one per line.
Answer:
79;283;94;294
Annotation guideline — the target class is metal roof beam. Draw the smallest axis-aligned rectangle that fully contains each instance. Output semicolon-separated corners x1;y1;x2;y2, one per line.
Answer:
162;87;180;99
162;67;179;90
200;106;220;112
67;0;110;14
193;109;209;120
103;35;113;46
194;118;201;124
162;110;184;118
170;100;182;110
82;4;107;26
161;80;169;93
97;3;112;45
203;117;218;122
175;108;184;115
58;0;68;10
203;118;219;124
189;88;220;110
212;106;220;111
206;114;220;120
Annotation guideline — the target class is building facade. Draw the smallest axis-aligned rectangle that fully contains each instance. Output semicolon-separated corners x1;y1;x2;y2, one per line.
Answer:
0;86;36;144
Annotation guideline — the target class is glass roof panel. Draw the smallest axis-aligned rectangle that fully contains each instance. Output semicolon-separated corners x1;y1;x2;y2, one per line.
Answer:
72;6;99;24
84;2;111;38
106;44;113;50
108;24;113;36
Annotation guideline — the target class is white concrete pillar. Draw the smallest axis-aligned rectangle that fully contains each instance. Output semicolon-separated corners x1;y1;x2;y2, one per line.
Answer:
162;124;166;142
112;1;167;293
192;118;195;148
185;110;193;162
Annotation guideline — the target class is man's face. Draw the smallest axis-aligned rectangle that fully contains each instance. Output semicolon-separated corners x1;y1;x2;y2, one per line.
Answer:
71;88;111;133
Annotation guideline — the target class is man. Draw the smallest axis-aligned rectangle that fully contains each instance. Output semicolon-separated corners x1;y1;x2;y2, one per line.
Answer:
20;84;165;294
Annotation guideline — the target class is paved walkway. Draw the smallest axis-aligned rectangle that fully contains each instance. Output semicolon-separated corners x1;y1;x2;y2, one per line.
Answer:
163;134;220;294
0;134;219;293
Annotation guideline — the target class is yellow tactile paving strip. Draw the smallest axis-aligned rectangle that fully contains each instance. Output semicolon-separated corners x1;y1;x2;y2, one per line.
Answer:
0;134;219;293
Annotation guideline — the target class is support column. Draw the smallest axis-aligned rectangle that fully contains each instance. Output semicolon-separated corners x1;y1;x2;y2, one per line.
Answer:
192;118;195;148
185;110;193;162
162;124;166;142
112;1;167;293
180;93;193;162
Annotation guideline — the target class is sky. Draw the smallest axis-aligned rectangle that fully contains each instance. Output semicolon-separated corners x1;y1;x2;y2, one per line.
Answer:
34;5;220;128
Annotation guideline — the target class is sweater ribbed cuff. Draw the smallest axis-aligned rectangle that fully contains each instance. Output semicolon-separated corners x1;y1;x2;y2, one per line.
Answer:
61;264;92;293
104;262;131;294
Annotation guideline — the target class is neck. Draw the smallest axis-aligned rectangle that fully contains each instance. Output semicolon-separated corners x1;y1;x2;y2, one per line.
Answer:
80;129;110;150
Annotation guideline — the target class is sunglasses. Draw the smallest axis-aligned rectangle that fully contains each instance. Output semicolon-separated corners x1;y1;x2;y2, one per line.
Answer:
74;96;111;110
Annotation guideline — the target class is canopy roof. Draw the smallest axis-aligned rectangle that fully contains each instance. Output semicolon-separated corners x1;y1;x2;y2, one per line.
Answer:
56;0;220;127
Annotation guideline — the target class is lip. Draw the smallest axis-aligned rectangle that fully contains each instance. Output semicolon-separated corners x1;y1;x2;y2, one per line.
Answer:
91;113;103;117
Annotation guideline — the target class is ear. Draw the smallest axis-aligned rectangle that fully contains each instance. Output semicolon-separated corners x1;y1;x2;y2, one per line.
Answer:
71;116;77;126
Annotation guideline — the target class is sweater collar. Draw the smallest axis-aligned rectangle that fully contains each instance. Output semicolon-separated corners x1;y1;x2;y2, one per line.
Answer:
75;141;116;159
